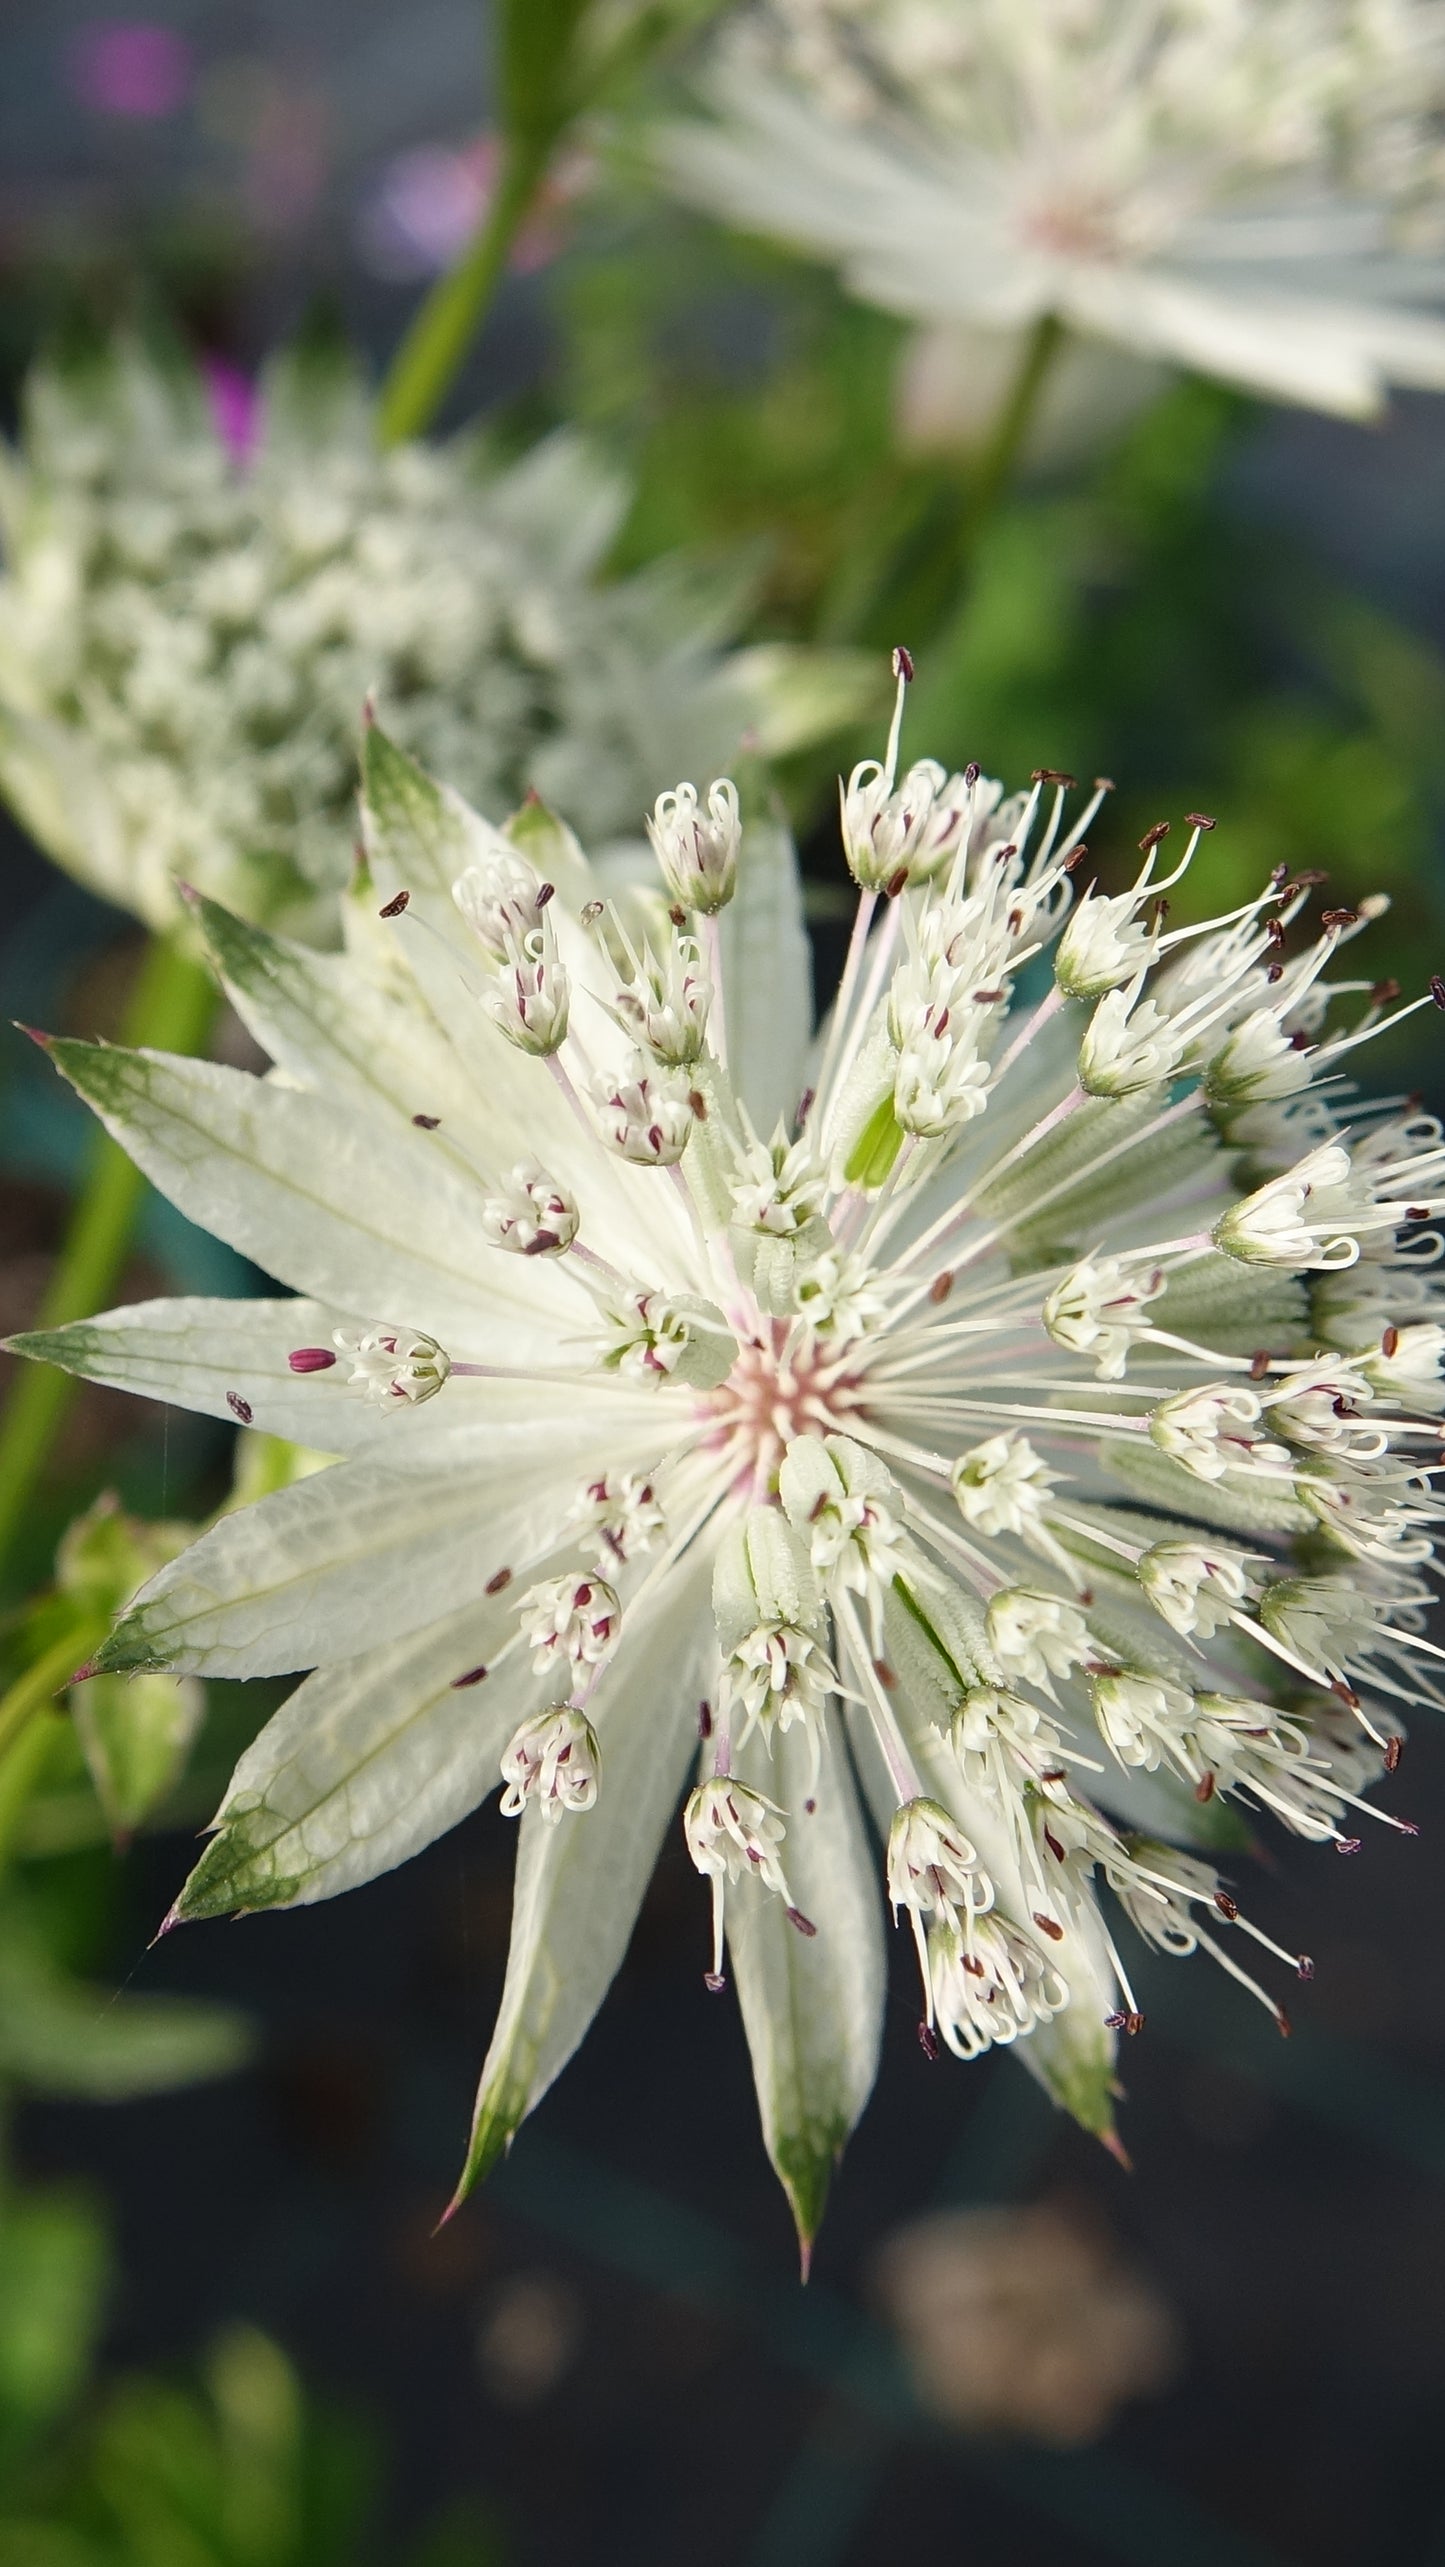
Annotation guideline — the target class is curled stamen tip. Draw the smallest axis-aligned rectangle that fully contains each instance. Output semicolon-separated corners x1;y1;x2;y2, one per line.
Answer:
917;2021;940;2061
1335;1836;1363;1856
703;1970;728;1994
892;644;914;682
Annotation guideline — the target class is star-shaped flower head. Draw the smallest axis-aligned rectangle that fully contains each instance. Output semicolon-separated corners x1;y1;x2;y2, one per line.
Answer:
663;0;1445;418
14;669;1445;2256
0;330;869;937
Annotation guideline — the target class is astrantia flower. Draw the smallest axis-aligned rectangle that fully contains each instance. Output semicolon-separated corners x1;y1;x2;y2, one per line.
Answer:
0;335;866;936
665;0;1445;418
16;678;1445;2252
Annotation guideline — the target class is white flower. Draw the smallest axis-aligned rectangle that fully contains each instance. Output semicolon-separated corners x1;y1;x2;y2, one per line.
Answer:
952;1433;1060;1545
518;1574;622;1680
1137;1540;1254;1640
25;703;1445;2245
684;1774;803;1988
1148;1384;1285;1482
1089;1670;1195;1771
500;1705;602;1824
1042;1255;1166;1379
666;2;1445;420
0;337;860;935
482;1162;581;1257
985;1589;1091;1695
928;1914;1069;2061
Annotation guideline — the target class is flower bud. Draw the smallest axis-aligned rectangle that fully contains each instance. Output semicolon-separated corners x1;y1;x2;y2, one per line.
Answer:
1042;1255;1165;1379
482;1160;580;1255
647;778;741;914
485;915;570;1056
333;1325;451;1407
594;1053;695;1165
519;1573;621;1678
453;848;549;958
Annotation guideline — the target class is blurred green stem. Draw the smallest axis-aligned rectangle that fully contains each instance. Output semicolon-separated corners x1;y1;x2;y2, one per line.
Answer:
0;934;217;1591
967;310;1065;533
377;135;552;447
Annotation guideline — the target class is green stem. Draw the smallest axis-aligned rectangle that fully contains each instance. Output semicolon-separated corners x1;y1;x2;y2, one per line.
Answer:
377;134;553;448
965;310;1066;535
0;933;218;1587
0;1625;102;1765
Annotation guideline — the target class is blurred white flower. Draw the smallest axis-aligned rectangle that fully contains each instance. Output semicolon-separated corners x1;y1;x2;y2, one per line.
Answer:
0;335;871;936
665;0;1445;417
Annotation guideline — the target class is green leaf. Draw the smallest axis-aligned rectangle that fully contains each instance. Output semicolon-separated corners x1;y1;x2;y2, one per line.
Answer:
844;1091;906;1190
0;1922;250;2101
71;1672;202;1842
0;2186;109;2457
727;1718;885;2262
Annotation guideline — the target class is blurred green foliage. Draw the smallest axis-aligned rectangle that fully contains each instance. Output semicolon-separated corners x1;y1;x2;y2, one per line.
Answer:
0;2322;504;2566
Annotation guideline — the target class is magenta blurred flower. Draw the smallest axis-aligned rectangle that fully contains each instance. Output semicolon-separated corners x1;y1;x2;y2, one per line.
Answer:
69;20;194;119
202;357;259;462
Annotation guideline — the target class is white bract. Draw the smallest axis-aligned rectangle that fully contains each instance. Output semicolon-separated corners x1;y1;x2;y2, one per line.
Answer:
0;337;868;935
664;0;1445;419
20;691;1445;2251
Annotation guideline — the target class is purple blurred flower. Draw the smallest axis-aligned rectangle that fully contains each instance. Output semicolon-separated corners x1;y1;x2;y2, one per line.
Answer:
203;357;260;462
69;21;194;120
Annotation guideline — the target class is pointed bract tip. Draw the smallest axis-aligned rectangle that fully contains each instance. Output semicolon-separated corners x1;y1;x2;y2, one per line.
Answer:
361;689;377;729
15;1023;54;1048
1098;2126;1133;2172
69;1659;99;1685
148;1904;183;1948
797;2235;814;2286
174;880;200;906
